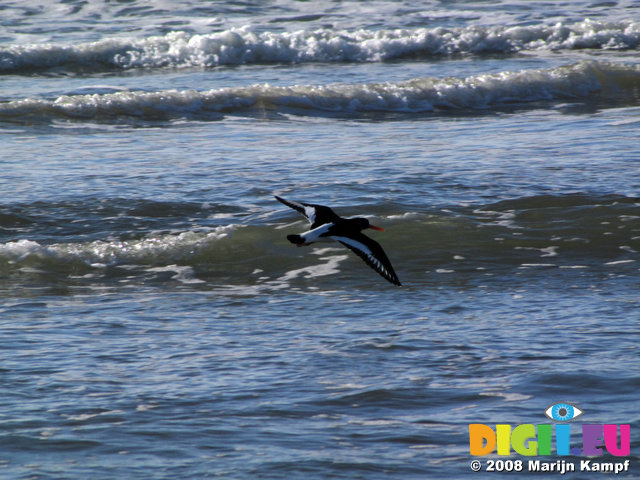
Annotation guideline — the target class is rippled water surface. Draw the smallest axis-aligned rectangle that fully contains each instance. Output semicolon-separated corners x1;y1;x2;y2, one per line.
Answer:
1;1;639;478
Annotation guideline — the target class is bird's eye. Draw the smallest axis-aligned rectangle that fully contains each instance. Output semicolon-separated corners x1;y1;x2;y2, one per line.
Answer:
544;402;583;422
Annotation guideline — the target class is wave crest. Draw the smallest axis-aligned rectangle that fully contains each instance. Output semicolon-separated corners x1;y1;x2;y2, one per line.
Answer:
2;61;639;122
1;20;639;74
1;194;638;288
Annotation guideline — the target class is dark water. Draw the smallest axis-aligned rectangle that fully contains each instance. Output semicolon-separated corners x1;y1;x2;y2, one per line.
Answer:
1;285;638;479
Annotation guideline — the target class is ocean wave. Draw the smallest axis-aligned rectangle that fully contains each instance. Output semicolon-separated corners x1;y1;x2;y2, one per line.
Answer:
1;194;637;288
1;61;639;122
1;20;639;74
0;227;235;270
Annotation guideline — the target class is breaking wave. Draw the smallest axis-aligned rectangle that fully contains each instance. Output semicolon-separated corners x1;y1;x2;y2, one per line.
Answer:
1;61;639;123
1;20;639;74
1;194;638;289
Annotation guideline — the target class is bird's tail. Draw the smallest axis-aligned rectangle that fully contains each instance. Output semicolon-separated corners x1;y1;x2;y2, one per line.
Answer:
286;234;304;245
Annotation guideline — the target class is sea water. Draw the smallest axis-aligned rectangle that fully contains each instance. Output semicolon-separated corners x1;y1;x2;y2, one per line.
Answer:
1;1;639;478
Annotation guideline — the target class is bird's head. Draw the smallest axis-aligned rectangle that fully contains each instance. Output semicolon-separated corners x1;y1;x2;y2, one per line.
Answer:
357;218;384;232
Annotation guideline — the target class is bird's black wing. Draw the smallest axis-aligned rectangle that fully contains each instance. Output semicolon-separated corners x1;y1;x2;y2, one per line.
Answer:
275;195;341;228
335;232;401;286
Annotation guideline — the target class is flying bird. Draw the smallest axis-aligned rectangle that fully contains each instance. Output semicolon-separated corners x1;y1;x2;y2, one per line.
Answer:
275;195;401;286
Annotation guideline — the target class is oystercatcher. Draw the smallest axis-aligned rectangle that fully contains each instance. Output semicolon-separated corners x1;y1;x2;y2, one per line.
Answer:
275;195;401;286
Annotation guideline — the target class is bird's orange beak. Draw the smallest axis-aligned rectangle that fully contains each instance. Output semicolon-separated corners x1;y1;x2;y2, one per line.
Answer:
368;224;385;231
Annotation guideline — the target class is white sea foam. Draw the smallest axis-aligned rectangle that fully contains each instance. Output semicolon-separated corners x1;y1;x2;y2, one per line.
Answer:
279;254;349;281
1;20;638;72
146;265;206;284
2;61;638;121
0;227;234;268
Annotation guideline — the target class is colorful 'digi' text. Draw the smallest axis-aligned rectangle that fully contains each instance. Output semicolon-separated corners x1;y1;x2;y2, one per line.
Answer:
469;424;631;456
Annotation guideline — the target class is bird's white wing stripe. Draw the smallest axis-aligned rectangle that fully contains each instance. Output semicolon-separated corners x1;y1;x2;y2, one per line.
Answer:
301;223;334;242
304;206;317;224
332;236;372;256
333;235;394;278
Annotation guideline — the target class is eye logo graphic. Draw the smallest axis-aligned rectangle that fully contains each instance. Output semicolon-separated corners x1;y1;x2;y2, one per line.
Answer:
544;402;583;422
